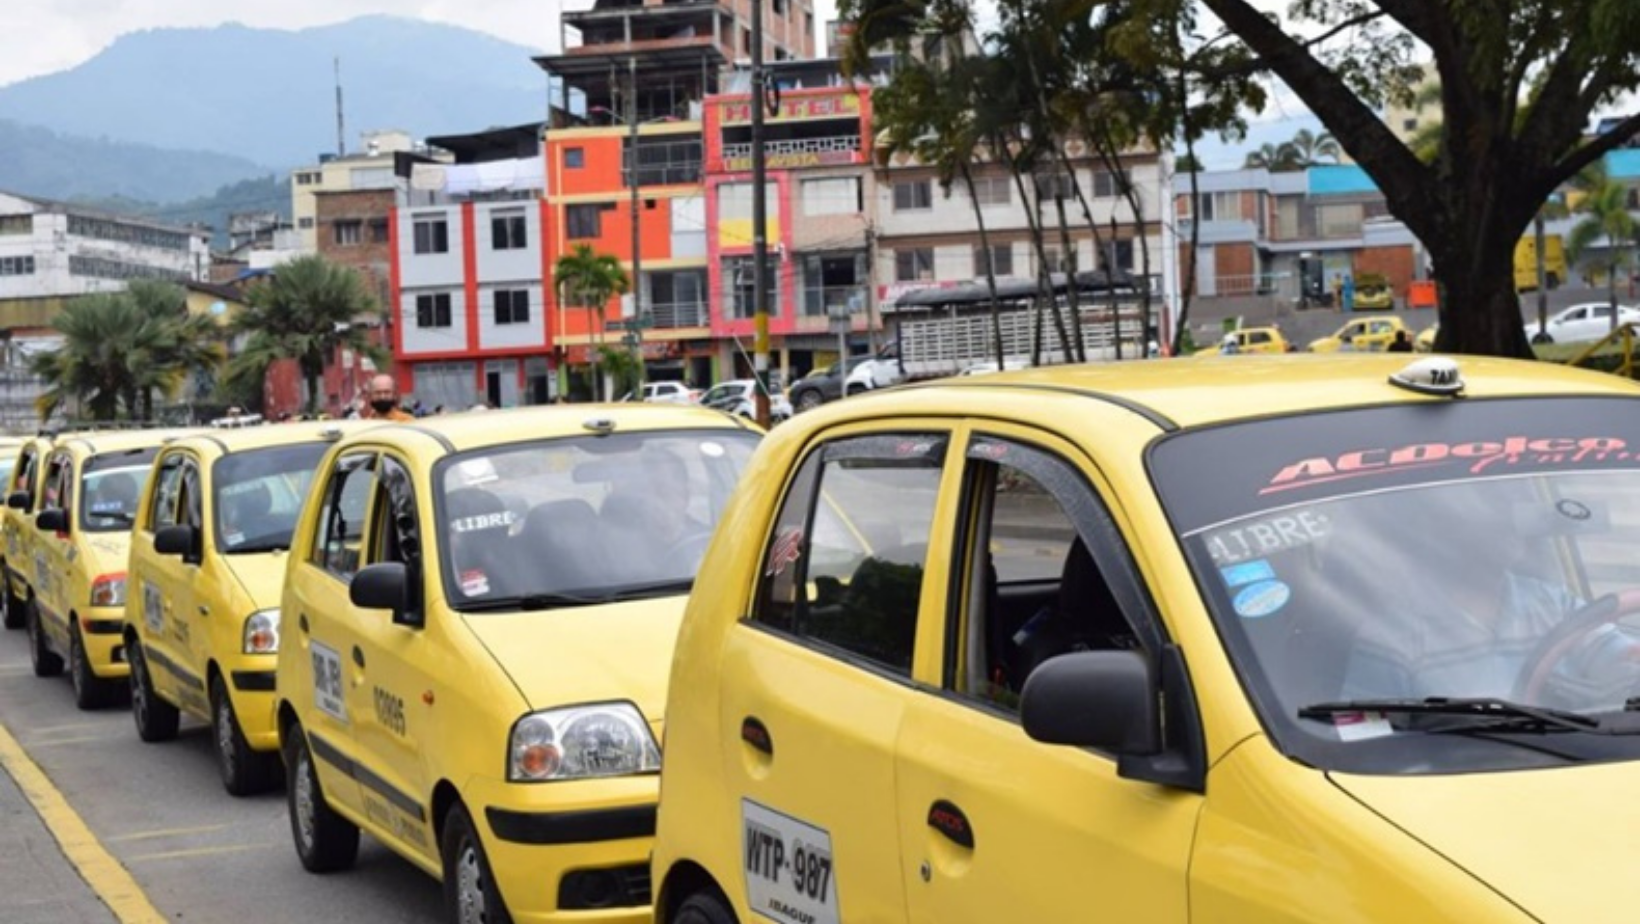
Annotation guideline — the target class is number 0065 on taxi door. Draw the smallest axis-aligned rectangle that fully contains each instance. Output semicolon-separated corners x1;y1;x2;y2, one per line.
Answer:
743;800;837;924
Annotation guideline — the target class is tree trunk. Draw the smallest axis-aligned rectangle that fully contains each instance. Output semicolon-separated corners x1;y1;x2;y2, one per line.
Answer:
1432;252;1532;357
958;161;1009;371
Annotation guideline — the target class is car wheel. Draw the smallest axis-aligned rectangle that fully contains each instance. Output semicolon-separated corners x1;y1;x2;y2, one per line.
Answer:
212;674;281;796
1530;330;1554;345
285;727;359;873
673;890;737;924
70;623;119;710
128;642;179;743
1;573;22;630
442;802;513;924
27;599;62;678
794;389;823;412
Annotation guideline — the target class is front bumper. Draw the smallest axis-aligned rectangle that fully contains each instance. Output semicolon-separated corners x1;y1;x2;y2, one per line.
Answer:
81;606;128;679
226;654;280;752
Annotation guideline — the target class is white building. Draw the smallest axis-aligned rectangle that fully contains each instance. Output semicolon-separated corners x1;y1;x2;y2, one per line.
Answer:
290;130;437;252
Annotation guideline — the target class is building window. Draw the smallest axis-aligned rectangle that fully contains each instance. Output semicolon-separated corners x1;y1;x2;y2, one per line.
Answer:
973;244;1012;278
369;218;390;243
969;176;1011;206
415;292;453;328
1036;245;1072;275
742;27;753;54
893;180;932;211
724;257;780;319
295;171;321;185
333;220;362;246
566;204;607;240
493;289;530;325
801;177;861;216
0;255;35;276
1093;169;1129;198
413;216;450;254
565;147;585;168
298;217;315;230
68;255;182;282
491;211;528;250
895;248;934;282
1033;171;1075;200
1402;118;1418;132
66;214;189;251
0;214;32;236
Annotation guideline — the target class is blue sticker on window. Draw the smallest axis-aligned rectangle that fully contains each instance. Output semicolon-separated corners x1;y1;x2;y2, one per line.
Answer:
1233;580;1291;618
1219;559;1275;588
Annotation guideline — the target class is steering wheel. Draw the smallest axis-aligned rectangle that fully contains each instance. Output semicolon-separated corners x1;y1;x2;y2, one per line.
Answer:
1513;589;1640;703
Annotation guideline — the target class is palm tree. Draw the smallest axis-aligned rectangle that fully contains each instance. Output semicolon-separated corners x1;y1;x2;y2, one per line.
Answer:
226;255;385;416
1243;142;1303;171
554;244;629;401
1289;129;1342;166
124;280;225;420
1566;164;1638;332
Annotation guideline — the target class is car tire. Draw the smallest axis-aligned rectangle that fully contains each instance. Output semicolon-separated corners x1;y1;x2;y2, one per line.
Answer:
27;599;62;678
1;572;22;630
794;389;823;412
285;727;359;873
673;890;737;924
69;623;119;710
845;383;867;397
1531;330;1554;345
442;802;513;924
212;674;282;796
128;642;180;743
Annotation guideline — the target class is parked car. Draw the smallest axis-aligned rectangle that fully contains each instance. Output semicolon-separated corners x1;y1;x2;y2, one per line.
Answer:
1352;272;1395;310
1;433;56;630
1527;302;1640;344
620;381;701;404
1214;326;1293;355
699;379;792;422
652;354;1640;924
1308;315;1410;352
844;357;905;395
789;355;873;412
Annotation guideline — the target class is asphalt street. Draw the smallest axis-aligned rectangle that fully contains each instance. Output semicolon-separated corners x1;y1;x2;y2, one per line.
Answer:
0;627;442;924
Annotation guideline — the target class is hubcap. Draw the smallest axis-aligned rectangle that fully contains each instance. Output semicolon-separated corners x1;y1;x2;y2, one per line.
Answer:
294;749;316;850
455;844;487;924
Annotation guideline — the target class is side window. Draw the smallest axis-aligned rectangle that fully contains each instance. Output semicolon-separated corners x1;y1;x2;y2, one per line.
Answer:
148;455;185;531
176;462;203;529
11;448;34;496
41;454;69;511
752;434;946;675
310;453;377;580
371;456;421;573
947;436;1144;712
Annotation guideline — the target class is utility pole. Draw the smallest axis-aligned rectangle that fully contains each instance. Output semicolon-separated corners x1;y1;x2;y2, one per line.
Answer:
628;56;645;388
864;226;879;354
750;0;771;427
334;57;345;158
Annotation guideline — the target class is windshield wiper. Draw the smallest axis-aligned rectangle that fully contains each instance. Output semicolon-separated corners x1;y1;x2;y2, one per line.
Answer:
602;578;694;600
1299;697;1603;734
454;592;613;613
223;540;289;554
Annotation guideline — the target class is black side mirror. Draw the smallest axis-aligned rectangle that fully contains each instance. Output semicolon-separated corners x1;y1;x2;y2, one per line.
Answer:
154;524;201;563
35;508;69;534
7;491;28;510
350;562;421;628
1020;650;1160;756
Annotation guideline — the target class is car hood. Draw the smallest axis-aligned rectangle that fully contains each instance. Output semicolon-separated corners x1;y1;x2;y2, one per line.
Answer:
80;534;132;580
219;551;290;611
459;597;685;726
1332;761;1640;921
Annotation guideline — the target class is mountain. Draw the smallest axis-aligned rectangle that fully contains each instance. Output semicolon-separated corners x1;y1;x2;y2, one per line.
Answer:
0;15;547;169
0;119;276;203
70;174;291;248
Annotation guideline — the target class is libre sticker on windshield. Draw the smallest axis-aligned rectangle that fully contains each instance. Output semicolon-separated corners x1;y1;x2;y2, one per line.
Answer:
451;511;515;533
1205;509;1331;565
1232;580;1291;618
743;799;839;924
1219;559;1275;588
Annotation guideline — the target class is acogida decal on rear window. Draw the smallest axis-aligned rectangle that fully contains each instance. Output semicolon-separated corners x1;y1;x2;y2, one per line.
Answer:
1263;436;1632;496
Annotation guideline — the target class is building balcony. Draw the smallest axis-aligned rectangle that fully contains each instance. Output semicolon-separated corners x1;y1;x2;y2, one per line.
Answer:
722;135;861;166
801;284;867;318
649;299;709;328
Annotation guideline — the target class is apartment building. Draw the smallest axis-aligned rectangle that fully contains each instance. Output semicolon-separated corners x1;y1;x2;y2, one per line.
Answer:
290;130;442;252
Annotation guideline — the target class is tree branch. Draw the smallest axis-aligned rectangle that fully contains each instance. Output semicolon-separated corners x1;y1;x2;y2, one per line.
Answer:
1546;111;1640;194
1516;24;1600;167
1192;10;1387;81
1362;0;1440;46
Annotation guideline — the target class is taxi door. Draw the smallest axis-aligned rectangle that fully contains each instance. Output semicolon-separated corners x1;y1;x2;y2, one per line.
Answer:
146;455;212;715
133;452;189;707
34;451;76;646
719;428;957;924
4;442;43;622
893;427;1199;923
344;453;439;864
285;450;379;817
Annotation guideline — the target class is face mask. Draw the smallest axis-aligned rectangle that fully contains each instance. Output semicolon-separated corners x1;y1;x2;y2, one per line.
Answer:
370;398;398;414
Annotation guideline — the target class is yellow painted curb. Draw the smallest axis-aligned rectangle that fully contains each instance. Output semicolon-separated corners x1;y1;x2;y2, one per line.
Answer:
0;721;166;924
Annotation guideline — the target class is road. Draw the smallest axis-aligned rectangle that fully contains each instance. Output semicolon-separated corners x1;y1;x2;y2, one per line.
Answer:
0;626;442;924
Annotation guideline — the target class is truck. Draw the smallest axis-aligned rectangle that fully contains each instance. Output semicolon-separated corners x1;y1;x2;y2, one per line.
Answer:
883;272;1149;381
1515;233;1567;292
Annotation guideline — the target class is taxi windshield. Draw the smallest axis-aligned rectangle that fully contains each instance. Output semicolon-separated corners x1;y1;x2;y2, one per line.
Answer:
213;443;329;553
435;428;760;610
80;449;159;532
1151;397;1640;775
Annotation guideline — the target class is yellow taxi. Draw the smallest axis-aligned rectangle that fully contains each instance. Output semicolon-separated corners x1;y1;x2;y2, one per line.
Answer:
1416;322;1440;352
3;433;57;630
25;430;180;708
274;404;762;923
1307;314;1410;352
1214;325;1292;355
653;355;1640;924
126;421;362;794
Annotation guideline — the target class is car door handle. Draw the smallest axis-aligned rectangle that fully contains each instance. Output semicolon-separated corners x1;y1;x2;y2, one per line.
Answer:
298;613;309;635
197;605;209;617
927;800;975;850
352;646;365;668
740;716;773;756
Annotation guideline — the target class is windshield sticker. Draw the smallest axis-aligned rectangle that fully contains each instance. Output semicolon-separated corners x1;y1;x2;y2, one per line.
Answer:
767;527;804;577
460;569;490;596
1232;580;1290;618
1219;559;1275;588
456;458;499;486
700;441;726;458
1331;711;1395;742
223;530;245;547
89;499;128;513
451;511;515;534
1205;510;1331;565
1263;436;1632;496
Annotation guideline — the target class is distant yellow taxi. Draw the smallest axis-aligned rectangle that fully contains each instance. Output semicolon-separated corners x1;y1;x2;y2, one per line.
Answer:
1307;314;1410;352
1215;325;1292;355
275;405;761;923
126;421;361;794
3;433;57;630
653;355;1640;924
25;430;180;708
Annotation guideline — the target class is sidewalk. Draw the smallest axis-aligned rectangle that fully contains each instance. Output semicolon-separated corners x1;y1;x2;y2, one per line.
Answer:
0;761;118;924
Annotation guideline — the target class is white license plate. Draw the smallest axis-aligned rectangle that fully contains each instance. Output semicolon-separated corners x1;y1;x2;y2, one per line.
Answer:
311;640;347;722
742;799;838;924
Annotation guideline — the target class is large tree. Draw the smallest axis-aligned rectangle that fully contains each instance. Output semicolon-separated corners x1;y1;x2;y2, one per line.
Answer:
227;254;385;415
1187;0;1640;356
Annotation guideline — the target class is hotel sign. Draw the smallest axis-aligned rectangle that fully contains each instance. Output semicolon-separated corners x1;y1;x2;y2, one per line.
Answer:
720;93;861;126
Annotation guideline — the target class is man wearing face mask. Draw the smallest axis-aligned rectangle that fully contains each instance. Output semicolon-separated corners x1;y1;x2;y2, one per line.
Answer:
363;373;414;422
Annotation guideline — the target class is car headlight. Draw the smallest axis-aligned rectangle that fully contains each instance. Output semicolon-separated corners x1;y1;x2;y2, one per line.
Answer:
507;702;660;782
242;608;279;654
90;573;126;607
